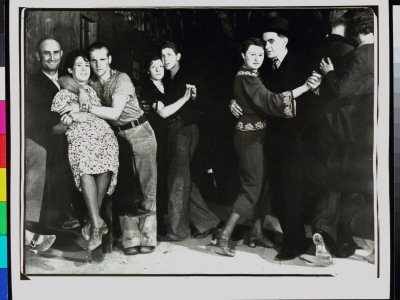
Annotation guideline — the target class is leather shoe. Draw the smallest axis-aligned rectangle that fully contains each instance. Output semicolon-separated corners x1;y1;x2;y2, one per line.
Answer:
192;227;216;239
275;242;308;261
313;233;333;266
124;246;139;255
28;233;57;253
130;208;151;218
140;246;155;254
244;233;274;248
333;240;357;258
274;251;300;261
211;229;235;257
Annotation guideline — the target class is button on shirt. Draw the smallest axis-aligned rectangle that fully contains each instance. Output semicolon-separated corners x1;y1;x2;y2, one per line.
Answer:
89;69;143;126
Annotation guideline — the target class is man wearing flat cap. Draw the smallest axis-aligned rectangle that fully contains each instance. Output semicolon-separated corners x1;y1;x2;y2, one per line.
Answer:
230;16;317;261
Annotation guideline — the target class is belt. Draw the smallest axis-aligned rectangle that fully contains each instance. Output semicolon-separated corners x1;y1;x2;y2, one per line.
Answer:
167;115;182;126
113;115;147;132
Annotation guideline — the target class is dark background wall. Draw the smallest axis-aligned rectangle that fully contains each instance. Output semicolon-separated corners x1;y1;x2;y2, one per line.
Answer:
24;9;333;82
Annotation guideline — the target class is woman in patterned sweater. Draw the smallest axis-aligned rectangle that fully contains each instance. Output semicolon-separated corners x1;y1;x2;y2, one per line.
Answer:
212;38;320;256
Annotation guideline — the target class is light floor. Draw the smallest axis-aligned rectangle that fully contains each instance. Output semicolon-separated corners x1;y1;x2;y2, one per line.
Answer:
25;227;375;276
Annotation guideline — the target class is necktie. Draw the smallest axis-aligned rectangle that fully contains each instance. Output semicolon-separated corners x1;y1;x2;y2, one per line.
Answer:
272;58;280;70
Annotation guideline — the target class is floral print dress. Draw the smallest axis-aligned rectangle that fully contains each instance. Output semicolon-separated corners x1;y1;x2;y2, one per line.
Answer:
51;85;119;195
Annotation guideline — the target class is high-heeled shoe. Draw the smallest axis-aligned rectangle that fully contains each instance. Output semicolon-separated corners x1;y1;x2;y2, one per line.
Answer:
28;233;57;253
244;233;274;249
211;229;235;257
81;219;92;241
88;222;108;251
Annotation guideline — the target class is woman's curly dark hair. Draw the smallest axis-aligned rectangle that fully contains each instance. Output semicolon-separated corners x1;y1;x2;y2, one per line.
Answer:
347;8;375;39
65;49;89;70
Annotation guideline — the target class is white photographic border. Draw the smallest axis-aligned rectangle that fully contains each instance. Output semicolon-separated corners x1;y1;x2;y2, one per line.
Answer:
8;0;391;299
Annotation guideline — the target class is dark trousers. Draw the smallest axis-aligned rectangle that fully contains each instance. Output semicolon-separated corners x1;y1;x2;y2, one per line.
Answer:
166;123;220;240
232;129;269;220
267;129;308;252
40;137;83;227
311;141;373;248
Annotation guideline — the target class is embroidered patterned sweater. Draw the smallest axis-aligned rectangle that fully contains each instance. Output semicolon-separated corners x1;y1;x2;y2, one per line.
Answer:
233;66;296;131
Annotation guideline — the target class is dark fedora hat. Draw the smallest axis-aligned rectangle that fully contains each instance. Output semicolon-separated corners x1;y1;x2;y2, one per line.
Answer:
263;17;291;38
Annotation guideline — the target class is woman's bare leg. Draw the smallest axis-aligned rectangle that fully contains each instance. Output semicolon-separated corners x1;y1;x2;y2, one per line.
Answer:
221;212;241;239
81;174;103;228
94;172;112;210
251;218;264;236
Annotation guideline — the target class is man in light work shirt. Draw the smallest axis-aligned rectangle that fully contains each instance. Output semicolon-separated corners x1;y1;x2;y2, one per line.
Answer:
60;42;157;255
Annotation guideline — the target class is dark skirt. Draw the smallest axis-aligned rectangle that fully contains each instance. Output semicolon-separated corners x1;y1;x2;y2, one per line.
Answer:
232;128;269;220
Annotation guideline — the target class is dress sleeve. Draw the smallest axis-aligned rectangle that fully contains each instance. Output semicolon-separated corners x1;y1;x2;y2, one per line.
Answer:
242;76;296;118
85;85;102;106
51;90;71;114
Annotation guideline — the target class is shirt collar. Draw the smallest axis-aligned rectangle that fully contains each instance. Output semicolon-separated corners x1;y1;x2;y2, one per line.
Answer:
358;41;373;48
42;71;60;89
151;78;164;94
240;65;258;76
42;70;58;81
92;69;116;85
277;49;288;63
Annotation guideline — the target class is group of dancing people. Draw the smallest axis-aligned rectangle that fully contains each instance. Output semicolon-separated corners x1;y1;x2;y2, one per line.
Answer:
24;7;375;266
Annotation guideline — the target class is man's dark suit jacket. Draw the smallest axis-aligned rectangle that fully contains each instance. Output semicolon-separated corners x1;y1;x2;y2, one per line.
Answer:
25;70;82;226
312;34;355;145
323;43;374;147
312;34;354;80
258;50;316;251
260;51;314;148
25;71;63;147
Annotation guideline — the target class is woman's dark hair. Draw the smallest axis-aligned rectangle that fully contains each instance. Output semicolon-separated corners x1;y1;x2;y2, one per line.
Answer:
65;49;89;70
347;8;375;37
241;38;264;54
144;52;162;72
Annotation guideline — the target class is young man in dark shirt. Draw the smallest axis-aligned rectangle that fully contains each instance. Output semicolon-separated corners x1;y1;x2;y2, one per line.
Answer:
160;41;220;241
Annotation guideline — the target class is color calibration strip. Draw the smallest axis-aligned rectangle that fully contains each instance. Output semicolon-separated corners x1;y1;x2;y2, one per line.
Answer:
0;21;8;300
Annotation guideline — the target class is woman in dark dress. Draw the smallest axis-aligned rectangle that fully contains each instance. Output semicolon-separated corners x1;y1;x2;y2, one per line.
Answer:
140;53;193;236
212;38;319;256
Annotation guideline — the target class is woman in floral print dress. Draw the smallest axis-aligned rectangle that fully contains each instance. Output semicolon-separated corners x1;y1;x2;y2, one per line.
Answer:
51;50;119;251
212;38;320;256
